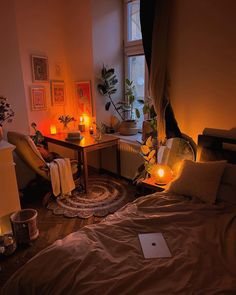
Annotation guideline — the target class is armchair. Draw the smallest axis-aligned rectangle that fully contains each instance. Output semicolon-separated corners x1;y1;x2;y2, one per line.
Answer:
7;131;79;202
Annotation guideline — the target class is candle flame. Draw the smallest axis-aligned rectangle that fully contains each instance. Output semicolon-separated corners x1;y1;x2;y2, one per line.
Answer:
157;168;165;178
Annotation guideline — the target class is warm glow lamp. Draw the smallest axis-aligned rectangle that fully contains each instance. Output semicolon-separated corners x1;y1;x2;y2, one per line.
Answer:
151;164;173;185
50;125;57;135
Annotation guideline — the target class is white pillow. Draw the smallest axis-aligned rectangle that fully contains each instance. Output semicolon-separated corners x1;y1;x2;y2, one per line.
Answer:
167;160;227;204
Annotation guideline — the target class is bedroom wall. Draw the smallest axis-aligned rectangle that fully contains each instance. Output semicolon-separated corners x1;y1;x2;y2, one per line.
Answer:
15;0;77;135
168;0;236;142
91;0;124;127
0;0;29;136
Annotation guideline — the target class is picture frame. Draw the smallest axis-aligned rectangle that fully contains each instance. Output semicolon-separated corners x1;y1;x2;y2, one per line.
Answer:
30;86;47;111
51;80;65;106
75;81;93;116
31;55;49;82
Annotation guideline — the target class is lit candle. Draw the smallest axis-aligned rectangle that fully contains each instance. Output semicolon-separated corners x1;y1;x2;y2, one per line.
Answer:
151;164;173;185
89;126;94;134
50;125;57;135
78;116;85;132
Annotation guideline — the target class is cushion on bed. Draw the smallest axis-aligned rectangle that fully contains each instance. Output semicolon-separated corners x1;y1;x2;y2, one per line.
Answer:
217;163;236;204
167;160;227;204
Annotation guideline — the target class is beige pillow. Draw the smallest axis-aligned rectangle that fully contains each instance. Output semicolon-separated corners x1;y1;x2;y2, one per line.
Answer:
217;163;236;204
167;160;227;204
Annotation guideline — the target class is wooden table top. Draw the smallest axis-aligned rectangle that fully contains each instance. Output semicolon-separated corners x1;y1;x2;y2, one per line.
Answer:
44;132;119;149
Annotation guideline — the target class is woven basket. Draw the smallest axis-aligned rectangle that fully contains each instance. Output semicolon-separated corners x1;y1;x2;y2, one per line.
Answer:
10;209;39;244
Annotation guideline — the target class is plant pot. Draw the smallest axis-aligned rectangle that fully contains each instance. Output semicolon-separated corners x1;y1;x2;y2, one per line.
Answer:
119;120;138;136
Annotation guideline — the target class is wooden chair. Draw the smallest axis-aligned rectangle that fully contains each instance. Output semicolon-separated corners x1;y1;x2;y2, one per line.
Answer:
7;131;80;204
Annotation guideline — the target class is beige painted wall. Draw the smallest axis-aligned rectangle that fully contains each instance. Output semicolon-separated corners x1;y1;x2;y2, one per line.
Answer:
169;0;236;142
0;0;29;136
91;0;124;127
15;0;78;134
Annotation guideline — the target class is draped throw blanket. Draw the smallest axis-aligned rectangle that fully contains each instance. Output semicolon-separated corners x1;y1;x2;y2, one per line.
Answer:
140;0;181;144
48;158;75;197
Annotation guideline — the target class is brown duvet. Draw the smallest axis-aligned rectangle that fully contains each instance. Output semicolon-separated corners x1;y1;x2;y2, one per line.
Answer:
2;193;236;295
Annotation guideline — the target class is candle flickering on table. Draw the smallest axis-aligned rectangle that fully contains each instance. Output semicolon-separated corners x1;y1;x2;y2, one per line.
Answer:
78;116;85;132
89;126;94;134
151;164;173;185
50;125;57;135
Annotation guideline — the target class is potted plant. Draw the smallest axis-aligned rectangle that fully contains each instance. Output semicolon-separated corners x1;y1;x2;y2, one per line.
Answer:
97;66;141;135
140;96;157;141
58;115;76;131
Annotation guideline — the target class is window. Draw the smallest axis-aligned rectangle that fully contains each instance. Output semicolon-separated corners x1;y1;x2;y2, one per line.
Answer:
124;0;148;128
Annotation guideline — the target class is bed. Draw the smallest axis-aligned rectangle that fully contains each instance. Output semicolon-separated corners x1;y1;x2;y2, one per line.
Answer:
2;133;236;295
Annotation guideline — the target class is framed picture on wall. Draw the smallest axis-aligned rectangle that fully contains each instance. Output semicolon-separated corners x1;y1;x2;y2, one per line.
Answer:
75;81;93;116
51;80;65;106
30;86;47;111
31;55;49;82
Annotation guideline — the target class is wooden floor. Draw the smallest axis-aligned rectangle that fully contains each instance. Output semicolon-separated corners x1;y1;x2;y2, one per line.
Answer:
0;173;137;287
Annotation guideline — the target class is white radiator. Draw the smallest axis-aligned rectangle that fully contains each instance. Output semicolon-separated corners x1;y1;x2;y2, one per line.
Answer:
101;139;144;180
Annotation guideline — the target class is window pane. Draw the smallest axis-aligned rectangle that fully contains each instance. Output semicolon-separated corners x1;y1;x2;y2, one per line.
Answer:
127;55;145;127
127;0;142;42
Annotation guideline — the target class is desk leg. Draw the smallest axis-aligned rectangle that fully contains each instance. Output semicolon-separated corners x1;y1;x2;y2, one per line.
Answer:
116;142;121;177
82;149;89;194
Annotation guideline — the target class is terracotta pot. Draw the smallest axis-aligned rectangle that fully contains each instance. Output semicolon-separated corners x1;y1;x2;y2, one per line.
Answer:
119;120;138;136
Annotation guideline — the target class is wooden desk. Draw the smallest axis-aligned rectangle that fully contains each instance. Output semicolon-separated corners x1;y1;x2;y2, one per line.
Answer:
44;133;120;193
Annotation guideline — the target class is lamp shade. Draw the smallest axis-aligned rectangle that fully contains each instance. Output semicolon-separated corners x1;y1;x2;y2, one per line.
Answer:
151;164;173;185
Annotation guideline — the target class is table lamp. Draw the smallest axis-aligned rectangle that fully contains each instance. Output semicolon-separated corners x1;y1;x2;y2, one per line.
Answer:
151;164;173;185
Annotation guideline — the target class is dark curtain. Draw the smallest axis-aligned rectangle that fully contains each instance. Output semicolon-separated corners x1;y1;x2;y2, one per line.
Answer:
140;0;182;139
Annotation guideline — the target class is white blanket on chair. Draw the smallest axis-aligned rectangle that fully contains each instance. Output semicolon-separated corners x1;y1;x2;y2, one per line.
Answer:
48;158;75;197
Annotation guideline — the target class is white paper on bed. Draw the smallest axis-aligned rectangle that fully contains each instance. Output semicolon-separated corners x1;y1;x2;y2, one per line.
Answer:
138;233;172;259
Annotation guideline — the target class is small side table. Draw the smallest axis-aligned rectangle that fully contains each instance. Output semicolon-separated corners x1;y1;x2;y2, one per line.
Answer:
136;177;167;197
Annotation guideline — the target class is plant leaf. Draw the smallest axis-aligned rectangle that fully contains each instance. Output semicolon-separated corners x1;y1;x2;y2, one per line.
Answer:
135;108;140;118
146;136;153;148
148;149;156;160
97;84;107;95
105;101;111;111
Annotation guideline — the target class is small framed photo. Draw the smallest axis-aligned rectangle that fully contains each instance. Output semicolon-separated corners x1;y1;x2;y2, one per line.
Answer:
30;86;47;111
75;81;93;116
51;80;65;106
31;55;49;82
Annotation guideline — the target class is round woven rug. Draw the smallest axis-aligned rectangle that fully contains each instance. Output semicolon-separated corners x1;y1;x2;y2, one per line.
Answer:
47;176;133;218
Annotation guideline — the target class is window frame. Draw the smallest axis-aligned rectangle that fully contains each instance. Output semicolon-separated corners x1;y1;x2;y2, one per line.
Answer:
123;0;149;113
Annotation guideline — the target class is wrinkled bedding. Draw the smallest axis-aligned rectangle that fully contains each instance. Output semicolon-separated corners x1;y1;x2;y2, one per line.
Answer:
2;193;236;295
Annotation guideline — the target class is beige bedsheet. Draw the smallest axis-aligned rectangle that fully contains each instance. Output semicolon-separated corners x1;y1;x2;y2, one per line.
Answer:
2;193;236;295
